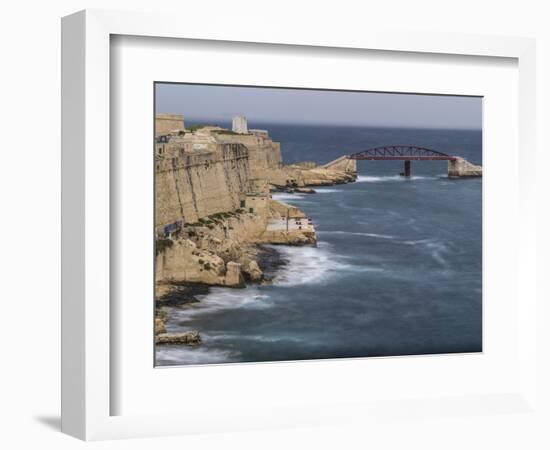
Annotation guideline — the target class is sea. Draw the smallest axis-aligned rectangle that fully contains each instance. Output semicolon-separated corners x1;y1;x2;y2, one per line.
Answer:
156;124;482;366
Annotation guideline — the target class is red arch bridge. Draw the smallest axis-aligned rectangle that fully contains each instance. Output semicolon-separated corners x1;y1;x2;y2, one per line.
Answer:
347;146;457;177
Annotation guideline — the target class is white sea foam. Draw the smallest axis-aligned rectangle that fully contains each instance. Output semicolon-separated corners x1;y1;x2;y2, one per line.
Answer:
271;193;305;201
403;239;450;267
170;287;270;323
156;346;238;366
425;241;450;267
356;174;441;182
269;243;341;286
205;332;305;344
356;175;402;183
318;230;396;240
267;242;379;286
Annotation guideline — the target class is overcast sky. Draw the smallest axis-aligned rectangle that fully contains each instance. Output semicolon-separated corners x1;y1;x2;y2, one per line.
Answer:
156;83;482;129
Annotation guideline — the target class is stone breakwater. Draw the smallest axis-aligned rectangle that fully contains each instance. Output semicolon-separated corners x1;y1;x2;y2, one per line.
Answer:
154;117;357;343
448;157;483;177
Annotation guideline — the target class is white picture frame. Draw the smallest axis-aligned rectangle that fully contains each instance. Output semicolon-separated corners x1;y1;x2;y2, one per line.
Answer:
61;9;539;441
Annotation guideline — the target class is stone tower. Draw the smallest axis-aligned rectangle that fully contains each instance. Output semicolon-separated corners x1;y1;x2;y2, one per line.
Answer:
155;113;185;136
232;115;248;134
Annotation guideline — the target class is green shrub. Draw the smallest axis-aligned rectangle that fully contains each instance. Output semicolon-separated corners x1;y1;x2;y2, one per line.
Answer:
187;124;217;132
211;129;238;135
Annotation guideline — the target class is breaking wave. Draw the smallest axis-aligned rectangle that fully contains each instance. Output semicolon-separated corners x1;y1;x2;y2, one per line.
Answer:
266;242;379;286
271;193;305;201
169;287;270;323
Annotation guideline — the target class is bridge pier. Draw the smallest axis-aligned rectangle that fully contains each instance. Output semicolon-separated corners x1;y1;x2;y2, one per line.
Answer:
403;159;411;177
400;160;411;177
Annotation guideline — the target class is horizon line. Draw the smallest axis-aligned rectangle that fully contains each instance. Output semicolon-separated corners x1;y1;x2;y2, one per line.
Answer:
158;114;482;132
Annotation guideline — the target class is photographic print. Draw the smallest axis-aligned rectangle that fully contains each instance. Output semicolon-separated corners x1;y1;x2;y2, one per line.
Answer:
154;83;482;366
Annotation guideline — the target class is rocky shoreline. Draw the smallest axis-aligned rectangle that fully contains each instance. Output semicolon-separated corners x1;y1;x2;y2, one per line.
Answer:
155;245;288;345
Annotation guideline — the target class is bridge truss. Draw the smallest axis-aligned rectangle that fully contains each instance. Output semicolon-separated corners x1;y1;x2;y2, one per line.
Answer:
347;146;457;176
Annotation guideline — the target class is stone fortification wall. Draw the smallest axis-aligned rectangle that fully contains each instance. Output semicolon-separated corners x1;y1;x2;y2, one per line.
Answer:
155;143;250;229
214;132;282;178
155;123;356;237
156;113;185;136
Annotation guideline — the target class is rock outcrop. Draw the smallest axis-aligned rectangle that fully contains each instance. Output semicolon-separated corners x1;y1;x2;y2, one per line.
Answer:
448;157;482;177
244;260;263;281
225;261;245;287
155;318;167;335
155;238;227;285
298;167;356;186
156;331;202;345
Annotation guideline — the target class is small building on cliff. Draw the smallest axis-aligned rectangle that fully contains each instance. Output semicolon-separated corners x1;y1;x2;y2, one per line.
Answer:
232;115;248;134
241;192;269;219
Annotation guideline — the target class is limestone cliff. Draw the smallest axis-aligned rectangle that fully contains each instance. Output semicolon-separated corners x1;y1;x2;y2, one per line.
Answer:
155;139;251;229
154;117;355;290
156;201;316;287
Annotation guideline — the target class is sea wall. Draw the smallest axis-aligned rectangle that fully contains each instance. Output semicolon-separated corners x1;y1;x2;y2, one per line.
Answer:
321;155;357;173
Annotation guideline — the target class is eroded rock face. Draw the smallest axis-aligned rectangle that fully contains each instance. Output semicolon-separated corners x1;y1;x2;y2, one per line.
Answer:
448;157;482;177
225;261;245;287
156;331;201;345
299;168;357;186
257;157;357;188
155;238;226;285
155;318;167;335
244;260;263;281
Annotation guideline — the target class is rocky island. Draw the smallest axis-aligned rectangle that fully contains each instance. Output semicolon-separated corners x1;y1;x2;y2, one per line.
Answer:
154;114;357;343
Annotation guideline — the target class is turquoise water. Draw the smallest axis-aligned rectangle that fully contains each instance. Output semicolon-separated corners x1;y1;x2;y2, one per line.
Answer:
156;125;482;366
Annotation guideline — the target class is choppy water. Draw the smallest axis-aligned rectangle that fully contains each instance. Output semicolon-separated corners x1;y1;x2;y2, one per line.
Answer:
156;125;482;366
